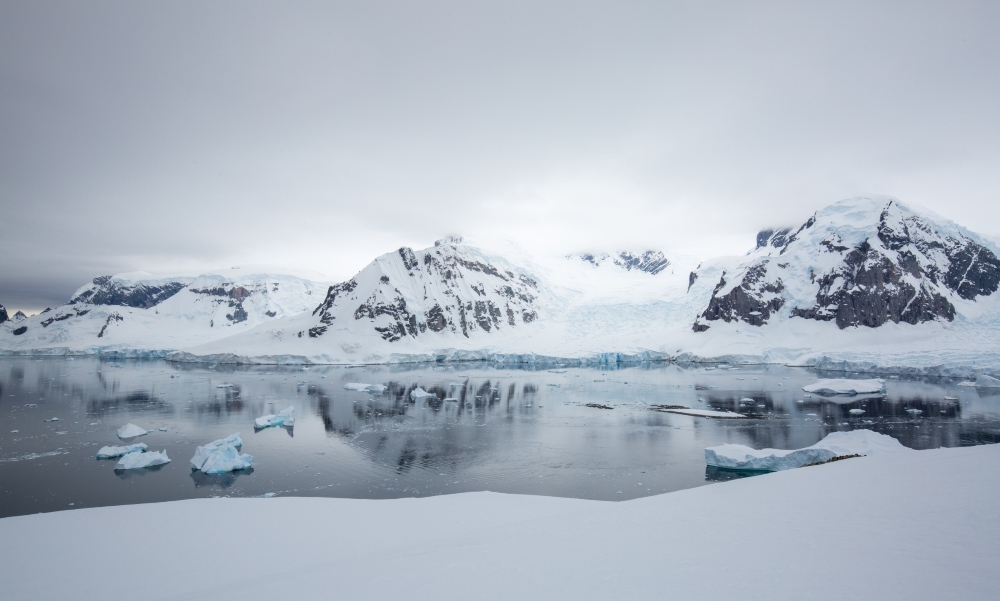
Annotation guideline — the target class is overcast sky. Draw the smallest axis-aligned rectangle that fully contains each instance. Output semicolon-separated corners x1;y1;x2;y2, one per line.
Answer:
1;1;998;312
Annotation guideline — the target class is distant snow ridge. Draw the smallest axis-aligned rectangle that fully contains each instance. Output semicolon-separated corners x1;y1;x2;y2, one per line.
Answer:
571;251;670;275
693;196;1000;331
308;242;540;342
0;269;329;354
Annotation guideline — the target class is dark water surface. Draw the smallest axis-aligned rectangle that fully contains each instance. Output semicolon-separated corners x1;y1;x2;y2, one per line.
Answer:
2;358;999;518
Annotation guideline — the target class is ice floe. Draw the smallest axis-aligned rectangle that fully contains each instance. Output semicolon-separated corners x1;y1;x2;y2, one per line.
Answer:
96;443;148;459
255;406;294;429
117;423;148;439
190;433;253;474
802;378;885;396
657;408;745;419
705;429;910;472
115;450;171;470
976;374;1000;388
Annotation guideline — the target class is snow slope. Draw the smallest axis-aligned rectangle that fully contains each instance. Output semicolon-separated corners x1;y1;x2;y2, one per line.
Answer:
1;443;997;601
0;267;330;356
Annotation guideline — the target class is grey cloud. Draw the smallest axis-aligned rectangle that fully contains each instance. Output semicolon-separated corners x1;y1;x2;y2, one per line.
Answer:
1;0;998;311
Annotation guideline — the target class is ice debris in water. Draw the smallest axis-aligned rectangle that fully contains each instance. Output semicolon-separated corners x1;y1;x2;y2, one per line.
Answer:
705;430;910;472
410;387;435;399
117;423;148;439
96;443;148;459
344;382;385;393
255;406;294;429
45;417;60;422
802;379;885;396
115;450;171;470
190;433;253;474
849;408;866;415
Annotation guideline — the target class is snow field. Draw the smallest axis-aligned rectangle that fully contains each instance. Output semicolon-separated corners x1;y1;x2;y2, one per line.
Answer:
1;443;997;600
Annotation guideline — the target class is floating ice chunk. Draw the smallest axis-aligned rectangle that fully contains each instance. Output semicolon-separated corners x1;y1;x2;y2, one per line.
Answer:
957;381;977;387
216;383;233;389
410;387;435;399
117;423;148;439
365;384;387;393
45;417;60;422
96;443;148;459
198;445;254;474
115;450;170;470
905;408;923;415
190;433;243;469
255;406;295;429
705;430;909;472
975;374;1000;389
849;408;866;415
802;379;885;396
344;383;372;391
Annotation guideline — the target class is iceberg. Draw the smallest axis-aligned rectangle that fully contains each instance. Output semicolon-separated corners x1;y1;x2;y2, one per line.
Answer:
117;423;148;439
705;430;910;472
975;374;1000;389
190;433;253;474
410;387;436;399
114;450;171;470
255;406;295;429
96;443;148;459
802;379;885;396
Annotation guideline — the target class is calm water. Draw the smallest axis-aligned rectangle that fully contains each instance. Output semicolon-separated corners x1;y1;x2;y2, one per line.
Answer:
2;358;999;518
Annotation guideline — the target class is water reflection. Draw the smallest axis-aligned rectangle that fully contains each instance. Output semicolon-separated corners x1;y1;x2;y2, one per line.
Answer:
1;357;999;519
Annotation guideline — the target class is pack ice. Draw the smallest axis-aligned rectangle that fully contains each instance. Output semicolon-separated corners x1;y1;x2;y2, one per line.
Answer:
802;379;885;396
705;429;910;471
255;406;294;429
96;443;148;459
114;450;171;470
116;423;148;439
190;433;253;474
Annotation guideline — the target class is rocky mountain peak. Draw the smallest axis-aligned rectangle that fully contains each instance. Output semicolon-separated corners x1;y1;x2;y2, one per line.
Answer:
309;242;540;342
693;197;1000;332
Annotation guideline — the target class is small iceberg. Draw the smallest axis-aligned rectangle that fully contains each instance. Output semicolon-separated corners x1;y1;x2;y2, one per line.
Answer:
802;379;885;396
96;443;148;459
117;423;148;439
410;387;436;399
190;433;253;474
848;408;866;415
975;374;1000;389
705;430;909;472
114;450;171;470
255;406;295;429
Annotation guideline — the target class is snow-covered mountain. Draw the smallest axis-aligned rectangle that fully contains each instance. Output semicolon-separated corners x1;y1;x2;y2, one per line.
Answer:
0;268;330;356
691;197;1000;331
0;303;7;325
4;196;1000;375
569;251;670;275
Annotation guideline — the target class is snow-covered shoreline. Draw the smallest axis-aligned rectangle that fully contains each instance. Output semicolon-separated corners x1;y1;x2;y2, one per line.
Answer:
2;443;997;600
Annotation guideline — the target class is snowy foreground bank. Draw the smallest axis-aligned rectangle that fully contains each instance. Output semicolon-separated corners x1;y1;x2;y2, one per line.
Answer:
2;444;998;601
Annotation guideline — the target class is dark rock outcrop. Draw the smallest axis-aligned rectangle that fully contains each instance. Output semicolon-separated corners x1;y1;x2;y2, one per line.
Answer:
70;276;185;308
